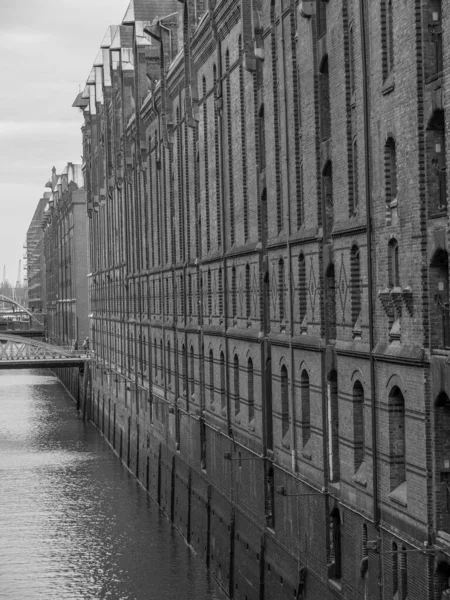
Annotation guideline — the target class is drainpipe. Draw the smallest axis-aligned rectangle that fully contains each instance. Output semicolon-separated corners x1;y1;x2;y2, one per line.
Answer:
358;0;381;592
280;3;297;471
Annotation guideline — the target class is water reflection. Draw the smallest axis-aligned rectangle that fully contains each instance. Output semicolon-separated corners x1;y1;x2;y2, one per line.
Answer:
0;370;226;600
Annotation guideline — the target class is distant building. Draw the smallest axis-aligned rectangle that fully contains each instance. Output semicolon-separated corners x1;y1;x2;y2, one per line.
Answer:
26;197;47;312
41;163;89;346
77;0;450;599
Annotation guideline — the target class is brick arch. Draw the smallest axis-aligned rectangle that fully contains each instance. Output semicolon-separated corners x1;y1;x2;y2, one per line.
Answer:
298;359;310;375
385;373;406;397
350;368;365;386
384;131;396;144
277;355;289;368
434;560;450;600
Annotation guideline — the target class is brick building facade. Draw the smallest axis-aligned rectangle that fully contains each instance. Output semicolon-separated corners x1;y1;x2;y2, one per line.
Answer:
41;163;89;346
26;197;48;312
77;1;450;598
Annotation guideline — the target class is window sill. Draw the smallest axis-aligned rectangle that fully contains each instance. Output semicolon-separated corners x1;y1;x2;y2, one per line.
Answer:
429;208;447;219
388;481;407;507
426;72;443;86
382;72;395;96
353;460;368;488
328;577;342;592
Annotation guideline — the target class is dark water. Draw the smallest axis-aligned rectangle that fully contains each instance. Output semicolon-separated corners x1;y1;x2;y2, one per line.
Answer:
0;370;226;600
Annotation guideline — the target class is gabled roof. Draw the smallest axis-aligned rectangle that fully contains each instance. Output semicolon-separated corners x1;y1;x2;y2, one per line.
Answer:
101;25;117;49
110;26;121;50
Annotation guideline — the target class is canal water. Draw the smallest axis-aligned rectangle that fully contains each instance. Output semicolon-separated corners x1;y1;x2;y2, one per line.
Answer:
0;370;227;600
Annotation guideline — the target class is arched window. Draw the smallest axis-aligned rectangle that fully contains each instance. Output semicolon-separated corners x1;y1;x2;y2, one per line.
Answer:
385;137;398;207
245;263;251;319
143;335;147;374
165;278;169;317
218;268;224;315
435;561;450;600
426;110;447;214
167;341;171;386
190;345;195;397
234;354;240;415
329;509;342;580
209;349;214;406
232;266;237;318
388;387;406;490
328;370;340;482
353;381;365;471
301;370;311;446
281;365;289;438
181;343;186;394
207;269;212;316
298;254;307;325
258;105;266;172
430;249;450;349
179;274;184;319
350;245;361;325
220;351;226;410
261;188;268;241
248;358;254;423
188;274;193;317
319;56;331;142
326;264;337;340
323;161;334;235
278;258;285;321
388;239;400;288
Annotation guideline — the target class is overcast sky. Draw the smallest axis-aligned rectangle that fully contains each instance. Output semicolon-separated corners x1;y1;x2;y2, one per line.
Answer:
0;0;128;284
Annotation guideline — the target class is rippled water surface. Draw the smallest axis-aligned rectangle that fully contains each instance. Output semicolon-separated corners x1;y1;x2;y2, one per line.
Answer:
0;370;226;600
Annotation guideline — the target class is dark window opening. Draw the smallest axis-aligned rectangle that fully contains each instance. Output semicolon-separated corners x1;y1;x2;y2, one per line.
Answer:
427;1;443;78
317;0;327;38
234;354;240;415
323;161;334;236
388;239;400;288
388;386;406;491
329;509;342;580
328;370;340;482
301;370;311;446
326;264;337;340
281;365;289;438
248;358;254;423
319;56;331;142
385;137;398;207
430;249;450;349
427;110;447;214
353;381;365;471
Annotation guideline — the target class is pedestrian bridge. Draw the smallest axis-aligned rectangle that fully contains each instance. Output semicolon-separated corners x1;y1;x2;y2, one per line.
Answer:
0;334;88;369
